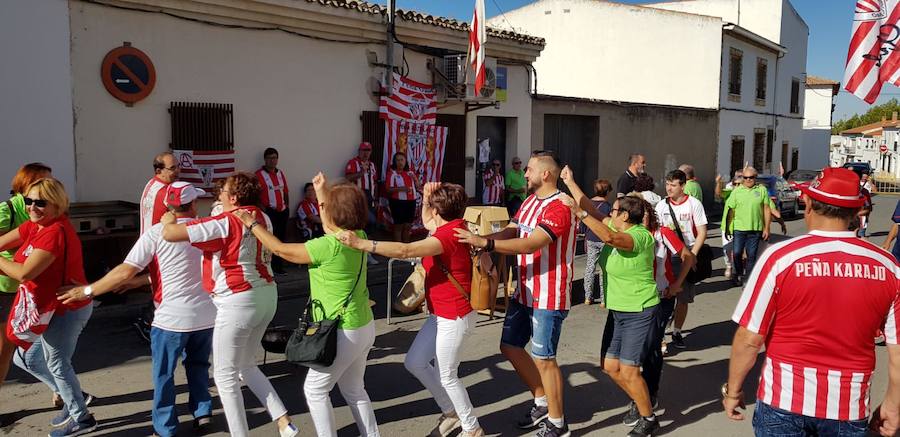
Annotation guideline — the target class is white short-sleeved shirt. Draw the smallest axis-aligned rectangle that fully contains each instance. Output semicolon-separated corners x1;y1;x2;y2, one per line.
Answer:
124;218;216;332
655;195;708;248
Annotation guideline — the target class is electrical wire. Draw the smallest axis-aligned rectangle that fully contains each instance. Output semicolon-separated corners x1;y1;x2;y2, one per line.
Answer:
490;0;518;33
82;0;380;45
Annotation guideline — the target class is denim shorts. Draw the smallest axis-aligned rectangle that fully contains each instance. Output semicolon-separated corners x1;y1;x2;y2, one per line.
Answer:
752;402;868;437
600;305;658;366
500;299;568;359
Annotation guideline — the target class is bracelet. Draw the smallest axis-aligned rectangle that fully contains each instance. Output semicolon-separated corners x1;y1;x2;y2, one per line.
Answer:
371;240;378;254
721;382;743;400
485;239;495;252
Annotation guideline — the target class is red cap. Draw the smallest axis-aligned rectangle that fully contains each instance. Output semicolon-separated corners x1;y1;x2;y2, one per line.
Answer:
359;141;373;151
799;167;866;208
165;181;206;207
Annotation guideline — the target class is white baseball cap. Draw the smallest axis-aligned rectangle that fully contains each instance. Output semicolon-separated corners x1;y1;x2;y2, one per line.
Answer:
165;181;206;207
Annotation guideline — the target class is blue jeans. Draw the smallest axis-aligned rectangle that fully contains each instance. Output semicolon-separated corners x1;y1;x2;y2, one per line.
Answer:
14;303;93;422
150;327;214;437
753;402;869;437
733;230;762;278
500;299;568;359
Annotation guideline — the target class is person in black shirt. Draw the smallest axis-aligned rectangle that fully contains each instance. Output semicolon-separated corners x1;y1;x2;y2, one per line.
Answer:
616;154;646;198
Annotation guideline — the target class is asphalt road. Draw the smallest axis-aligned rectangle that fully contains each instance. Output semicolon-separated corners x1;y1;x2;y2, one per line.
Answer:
3;195;899;436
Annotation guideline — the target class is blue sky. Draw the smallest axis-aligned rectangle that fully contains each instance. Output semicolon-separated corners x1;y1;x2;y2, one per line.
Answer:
374;0;898;122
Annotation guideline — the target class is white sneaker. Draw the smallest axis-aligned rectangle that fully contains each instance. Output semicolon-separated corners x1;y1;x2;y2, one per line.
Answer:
460;427;485;437
279;423;299;437
429;413;461;437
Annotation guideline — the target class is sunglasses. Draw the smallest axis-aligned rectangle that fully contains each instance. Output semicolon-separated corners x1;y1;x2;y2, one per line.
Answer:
742;175;756;179
24;197;48;208
513;161;522;165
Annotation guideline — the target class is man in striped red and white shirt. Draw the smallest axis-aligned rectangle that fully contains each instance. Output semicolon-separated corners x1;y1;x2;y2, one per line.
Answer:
345;142;378;240
456;150;576;436
141;152;180;234
725;167;900;437
255;147;289;274
482;160;505;205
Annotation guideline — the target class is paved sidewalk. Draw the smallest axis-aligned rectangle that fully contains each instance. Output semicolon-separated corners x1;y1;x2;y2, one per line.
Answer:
2;196;899;436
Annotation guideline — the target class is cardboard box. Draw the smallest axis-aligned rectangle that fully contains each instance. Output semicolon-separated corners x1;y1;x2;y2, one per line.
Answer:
464;206;510;236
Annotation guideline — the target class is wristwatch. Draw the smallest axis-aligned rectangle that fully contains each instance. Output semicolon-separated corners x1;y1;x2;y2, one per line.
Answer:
83;285;94;298
577;210;589;220
721;382;742;400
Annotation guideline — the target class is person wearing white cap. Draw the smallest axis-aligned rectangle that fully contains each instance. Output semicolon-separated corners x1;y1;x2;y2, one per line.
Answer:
59;181;225;437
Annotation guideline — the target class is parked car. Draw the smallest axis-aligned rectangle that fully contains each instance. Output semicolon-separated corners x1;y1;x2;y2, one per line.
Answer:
757;174;801;217
842;162;873;178
786;169;820;208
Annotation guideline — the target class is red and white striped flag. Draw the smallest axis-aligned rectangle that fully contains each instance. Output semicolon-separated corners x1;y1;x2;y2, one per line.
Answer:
467;0;486;97
379;73;437;125
382;120;448;183
173;149;235;189
844;0;900;103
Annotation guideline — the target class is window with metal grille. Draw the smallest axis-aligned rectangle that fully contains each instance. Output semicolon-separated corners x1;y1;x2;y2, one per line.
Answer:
790;78;801;114
729;48;743;96
169;102;234;151
756;58;767;100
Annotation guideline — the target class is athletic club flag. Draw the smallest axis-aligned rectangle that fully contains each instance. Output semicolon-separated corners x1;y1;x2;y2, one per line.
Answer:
844;0;900;103
382;120;448;184
467;0;487;97
379;73;437;125
173;150;235;189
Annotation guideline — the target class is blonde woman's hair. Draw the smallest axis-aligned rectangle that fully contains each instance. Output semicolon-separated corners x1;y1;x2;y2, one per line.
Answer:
26;178;70;216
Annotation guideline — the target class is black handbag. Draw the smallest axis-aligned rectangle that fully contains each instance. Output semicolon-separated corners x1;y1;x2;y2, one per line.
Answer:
666;199;713;284
285;251;365;368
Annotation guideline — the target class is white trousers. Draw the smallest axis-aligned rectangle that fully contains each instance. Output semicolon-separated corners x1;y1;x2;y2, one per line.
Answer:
212;285;288;437
405;312;480;432
304;321;380;437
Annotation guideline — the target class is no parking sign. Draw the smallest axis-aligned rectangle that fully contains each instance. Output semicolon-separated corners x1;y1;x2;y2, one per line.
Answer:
100;43;156;106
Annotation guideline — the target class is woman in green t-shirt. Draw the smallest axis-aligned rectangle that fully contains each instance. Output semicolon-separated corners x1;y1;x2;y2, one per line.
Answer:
234;172;379;437
561;167;662;435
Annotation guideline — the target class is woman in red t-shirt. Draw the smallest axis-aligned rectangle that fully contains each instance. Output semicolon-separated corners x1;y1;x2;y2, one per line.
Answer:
0;178;96;433
385;152;421;243
338;182;485;437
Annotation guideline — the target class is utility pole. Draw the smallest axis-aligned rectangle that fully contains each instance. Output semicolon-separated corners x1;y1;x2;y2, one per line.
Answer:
385;0;395;96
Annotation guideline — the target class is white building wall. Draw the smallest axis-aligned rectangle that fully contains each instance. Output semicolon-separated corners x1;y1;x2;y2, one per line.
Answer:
491;0;723;109
648;0;784;45
801;85;835;170
68;2;534;202
0;0;76;195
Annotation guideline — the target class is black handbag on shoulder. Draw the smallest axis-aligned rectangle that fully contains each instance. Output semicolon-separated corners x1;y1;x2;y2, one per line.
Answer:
666;199;713;284
285;252;365;368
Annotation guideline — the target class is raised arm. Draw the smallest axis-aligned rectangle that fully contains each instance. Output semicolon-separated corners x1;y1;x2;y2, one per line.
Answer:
161;212;190;242
312;172;337;235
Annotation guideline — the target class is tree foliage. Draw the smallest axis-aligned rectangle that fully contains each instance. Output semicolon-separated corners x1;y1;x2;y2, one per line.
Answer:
833;98;900;134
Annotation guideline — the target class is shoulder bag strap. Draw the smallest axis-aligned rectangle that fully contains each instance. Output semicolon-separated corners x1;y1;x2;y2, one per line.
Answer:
436;257;470;302
337;250;367;316
4;200;13;232
666;199;687;245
